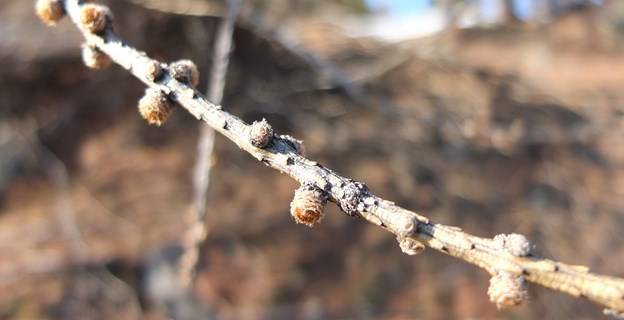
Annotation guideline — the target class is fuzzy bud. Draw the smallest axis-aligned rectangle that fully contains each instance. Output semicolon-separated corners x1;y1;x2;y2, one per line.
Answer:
35;0;65;26
80;3;111;34
290;185;327;227
493;233;532;257
170;60;200;87
138;88;174;126
249;119;274;148
487;271;529;309
138;59;162;82
81;43;111;70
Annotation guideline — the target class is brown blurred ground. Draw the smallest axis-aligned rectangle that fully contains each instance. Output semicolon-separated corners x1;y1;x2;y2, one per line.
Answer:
0;1;623;319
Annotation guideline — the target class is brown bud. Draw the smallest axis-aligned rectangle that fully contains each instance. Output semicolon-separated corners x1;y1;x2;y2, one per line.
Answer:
487;271;528;309
80;3;111;34
138;88;174;126
493;233;532;257
290;185;327;227
170;60;200;87
249;119;274;148
35;0;65;26
81;43;111;70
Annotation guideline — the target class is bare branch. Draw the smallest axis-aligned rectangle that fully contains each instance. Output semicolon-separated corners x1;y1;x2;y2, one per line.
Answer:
43;0;624;315
192;0;240;220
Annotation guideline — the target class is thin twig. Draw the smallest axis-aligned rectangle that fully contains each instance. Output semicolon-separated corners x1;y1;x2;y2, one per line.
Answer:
48;0;624;315
180;0;241;287
192;0;240;221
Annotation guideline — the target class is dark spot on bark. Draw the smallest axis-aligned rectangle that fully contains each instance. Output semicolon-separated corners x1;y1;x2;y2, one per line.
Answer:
553;266;559;272
470;243;476;250
152;71;164;83
441;246;449;252
335;181;369;216
223;121;229;130
286;157;294;165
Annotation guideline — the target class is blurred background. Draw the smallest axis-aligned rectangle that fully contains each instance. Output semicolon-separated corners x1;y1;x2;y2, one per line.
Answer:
1;0;623;319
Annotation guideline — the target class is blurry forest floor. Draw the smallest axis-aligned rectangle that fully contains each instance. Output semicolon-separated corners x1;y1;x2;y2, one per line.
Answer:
0;1;623;319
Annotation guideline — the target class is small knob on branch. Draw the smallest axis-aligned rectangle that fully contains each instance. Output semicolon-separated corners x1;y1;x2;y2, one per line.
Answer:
488;271;529;309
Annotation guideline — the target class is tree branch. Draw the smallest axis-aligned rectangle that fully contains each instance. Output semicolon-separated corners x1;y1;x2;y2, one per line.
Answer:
41;0;624;316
